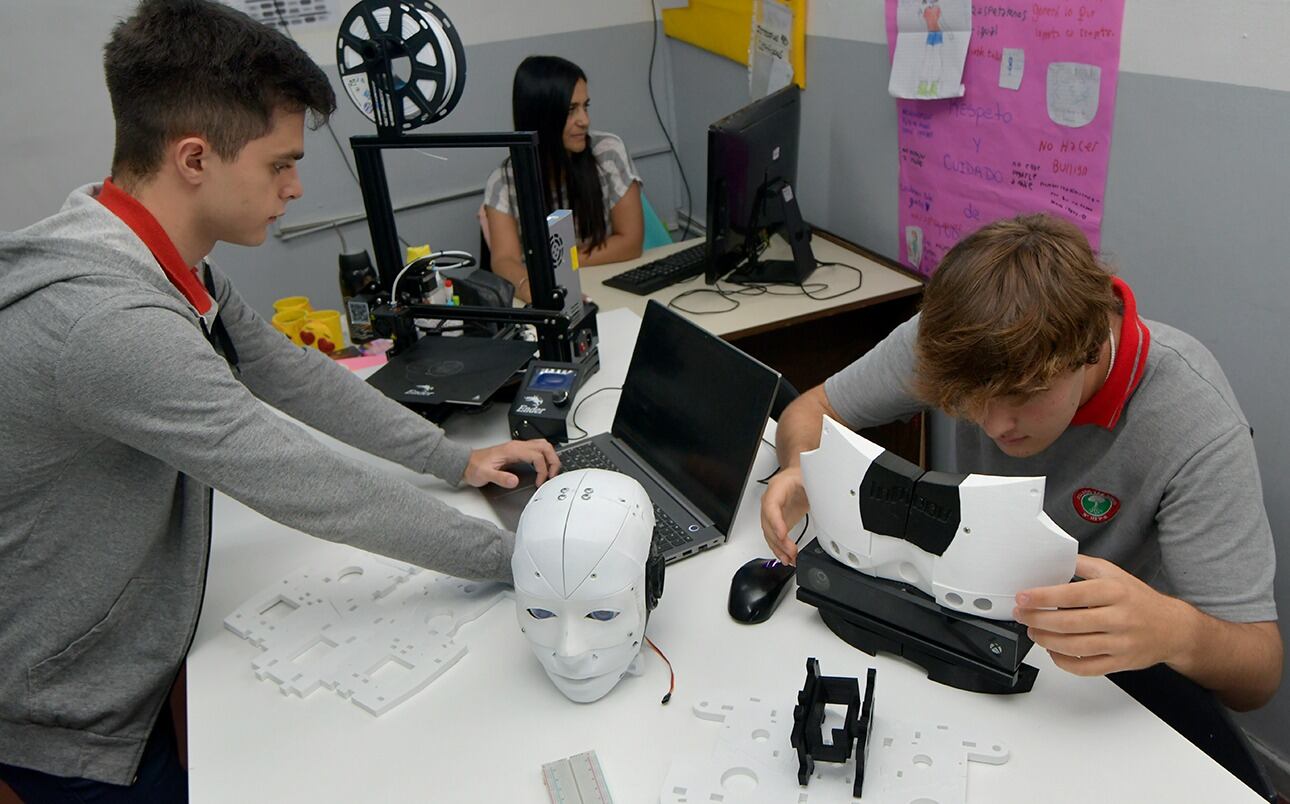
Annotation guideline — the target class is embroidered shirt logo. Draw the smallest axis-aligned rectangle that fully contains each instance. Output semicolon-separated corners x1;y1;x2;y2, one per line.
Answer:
1073;488;1120;523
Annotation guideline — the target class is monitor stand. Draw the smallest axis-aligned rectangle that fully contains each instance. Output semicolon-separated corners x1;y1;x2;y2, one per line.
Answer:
726;178;817;285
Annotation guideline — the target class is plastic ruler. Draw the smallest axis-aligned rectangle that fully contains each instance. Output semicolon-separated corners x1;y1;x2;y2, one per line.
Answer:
541;750;614;804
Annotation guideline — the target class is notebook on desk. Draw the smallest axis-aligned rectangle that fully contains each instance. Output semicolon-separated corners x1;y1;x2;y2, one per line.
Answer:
485;300;780;564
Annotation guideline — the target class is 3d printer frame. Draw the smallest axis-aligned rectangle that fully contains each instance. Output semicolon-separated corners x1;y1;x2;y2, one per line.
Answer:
351;131;595;363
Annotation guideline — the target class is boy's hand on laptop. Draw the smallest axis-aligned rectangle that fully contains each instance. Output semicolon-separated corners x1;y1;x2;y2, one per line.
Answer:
465;439;560;489
761;466;810;565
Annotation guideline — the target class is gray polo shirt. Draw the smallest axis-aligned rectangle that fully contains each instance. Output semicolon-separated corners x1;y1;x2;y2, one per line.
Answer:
824;306;1276;624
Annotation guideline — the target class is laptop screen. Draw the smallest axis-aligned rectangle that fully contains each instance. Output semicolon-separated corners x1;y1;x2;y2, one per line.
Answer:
613;301;780;535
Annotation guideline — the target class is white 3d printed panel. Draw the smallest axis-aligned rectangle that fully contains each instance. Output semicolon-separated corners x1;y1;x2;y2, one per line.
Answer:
661;692;1008;804
224;555;504;716
802;417;1077;621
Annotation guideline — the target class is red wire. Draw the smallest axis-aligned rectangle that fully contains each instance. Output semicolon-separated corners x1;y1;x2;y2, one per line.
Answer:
646;636;674;704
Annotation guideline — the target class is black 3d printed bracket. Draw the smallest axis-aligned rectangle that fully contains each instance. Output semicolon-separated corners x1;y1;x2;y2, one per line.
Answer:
790;658;877;799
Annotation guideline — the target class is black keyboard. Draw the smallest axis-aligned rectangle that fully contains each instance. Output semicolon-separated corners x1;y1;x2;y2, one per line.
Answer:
650;503;692;551
603;242;707;295
558;442;697;552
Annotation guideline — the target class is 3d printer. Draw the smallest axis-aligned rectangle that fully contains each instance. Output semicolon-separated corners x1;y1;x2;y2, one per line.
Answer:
335;0;598;419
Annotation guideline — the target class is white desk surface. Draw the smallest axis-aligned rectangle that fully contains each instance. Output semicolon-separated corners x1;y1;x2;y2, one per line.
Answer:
578;235;923;340
187;308;1261;803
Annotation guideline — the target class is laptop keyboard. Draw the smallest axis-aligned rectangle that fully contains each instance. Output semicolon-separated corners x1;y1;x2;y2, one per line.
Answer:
558;441;617;472
559;441;697;552
650;504;692;551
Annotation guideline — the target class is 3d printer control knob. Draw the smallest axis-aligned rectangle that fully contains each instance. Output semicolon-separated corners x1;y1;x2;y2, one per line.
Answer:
552;390;570;407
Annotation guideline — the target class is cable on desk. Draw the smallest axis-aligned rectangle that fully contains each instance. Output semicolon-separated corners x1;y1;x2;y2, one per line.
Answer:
665;280;769;315
665;259;865;314
755;433;782;485
756;461;779;486
666;238;778;313
728;259;865;302
646;635;675;704
799;260;865;301
271;3;413;251
752;463;811;551
567;386;624;439
648;0;694;239
795;513;811;547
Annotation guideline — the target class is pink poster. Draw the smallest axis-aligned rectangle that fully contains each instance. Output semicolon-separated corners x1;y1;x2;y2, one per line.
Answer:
886;0;1126;276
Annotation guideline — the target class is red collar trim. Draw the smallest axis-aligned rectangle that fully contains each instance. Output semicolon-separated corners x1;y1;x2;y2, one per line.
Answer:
96;178;213;316
1070;277;1150;429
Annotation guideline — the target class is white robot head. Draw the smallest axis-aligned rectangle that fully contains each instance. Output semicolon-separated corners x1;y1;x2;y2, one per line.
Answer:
511;468;663;702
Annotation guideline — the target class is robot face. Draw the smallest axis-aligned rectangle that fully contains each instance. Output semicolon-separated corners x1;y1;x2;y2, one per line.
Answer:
512;468;656;703
515;584;646;702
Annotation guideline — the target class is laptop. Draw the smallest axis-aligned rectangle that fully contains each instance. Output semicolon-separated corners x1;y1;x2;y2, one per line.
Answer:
487;300;781;563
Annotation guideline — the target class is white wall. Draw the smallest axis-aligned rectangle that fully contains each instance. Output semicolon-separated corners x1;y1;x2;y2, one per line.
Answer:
0;1;127;230
0;0;667;232
289;0;657;65
808;0;1290;91
0;1;684;321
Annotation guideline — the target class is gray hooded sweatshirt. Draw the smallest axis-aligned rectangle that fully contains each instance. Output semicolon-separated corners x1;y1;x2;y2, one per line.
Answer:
0;185;515;784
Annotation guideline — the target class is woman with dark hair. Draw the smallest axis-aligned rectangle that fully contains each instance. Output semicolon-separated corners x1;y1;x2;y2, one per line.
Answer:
484;55;644;302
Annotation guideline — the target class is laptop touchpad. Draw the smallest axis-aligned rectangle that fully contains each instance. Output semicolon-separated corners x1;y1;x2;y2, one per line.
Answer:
480;463;540;532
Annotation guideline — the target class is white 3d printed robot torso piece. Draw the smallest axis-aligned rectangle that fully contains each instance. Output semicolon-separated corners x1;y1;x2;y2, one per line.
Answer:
800;417;1077;621
223;554;505;716
512;468;660;703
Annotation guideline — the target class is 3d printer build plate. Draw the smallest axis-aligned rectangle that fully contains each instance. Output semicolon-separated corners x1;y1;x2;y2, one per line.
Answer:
367;335;536;408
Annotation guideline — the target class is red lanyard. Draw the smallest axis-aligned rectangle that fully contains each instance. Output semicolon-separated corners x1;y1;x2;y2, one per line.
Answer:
96;178;215;318
1070;277;1150;430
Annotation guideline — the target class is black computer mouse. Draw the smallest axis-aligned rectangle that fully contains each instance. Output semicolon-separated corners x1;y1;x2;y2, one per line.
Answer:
728;557;797;624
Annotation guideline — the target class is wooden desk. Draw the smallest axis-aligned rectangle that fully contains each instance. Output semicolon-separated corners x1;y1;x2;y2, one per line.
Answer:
581;232;927;462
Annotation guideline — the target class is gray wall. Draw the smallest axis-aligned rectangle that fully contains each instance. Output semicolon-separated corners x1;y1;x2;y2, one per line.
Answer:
669;33;1290;763
1104;74;1290;754
670;36;902;259
0;6;681;320
0;1;126;227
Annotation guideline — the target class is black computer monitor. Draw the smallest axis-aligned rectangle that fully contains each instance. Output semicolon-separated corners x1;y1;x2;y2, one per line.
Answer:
704;84;816;285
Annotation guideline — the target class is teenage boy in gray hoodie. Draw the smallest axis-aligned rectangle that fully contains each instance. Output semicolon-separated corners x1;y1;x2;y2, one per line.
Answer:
0;1;559;799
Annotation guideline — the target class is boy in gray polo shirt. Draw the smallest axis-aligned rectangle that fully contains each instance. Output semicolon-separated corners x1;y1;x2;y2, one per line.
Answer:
763;214;1279;711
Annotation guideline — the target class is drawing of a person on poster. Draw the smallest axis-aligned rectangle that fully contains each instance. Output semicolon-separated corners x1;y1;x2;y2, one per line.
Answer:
888;0;970;100
918;0;944;97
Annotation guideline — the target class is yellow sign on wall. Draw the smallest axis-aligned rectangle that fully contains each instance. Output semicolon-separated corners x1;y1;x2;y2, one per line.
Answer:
662;0;808;89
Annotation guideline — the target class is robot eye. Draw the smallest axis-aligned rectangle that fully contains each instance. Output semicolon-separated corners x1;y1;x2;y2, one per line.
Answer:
526;608;558;620
585;610;619;622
